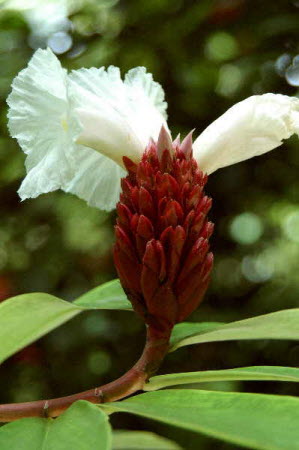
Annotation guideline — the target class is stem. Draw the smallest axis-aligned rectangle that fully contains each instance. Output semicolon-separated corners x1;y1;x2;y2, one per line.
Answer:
0;326;170;423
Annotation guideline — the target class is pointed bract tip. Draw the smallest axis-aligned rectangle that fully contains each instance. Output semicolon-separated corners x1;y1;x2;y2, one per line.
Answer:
173;133;181;147
180;129;195;159
123;156;137;173
148;137;156;148
157;125;173;160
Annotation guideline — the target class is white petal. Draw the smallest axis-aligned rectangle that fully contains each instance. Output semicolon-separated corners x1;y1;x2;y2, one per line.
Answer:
8;48;125;211
193;94;299;174
124;66;168;146
69;65;168;165
124;67;167;119
65;146;126;211
7;48;78;198
75;106;144;166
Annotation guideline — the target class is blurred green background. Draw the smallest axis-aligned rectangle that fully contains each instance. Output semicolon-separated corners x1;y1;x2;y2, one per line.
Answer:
0;0;299;448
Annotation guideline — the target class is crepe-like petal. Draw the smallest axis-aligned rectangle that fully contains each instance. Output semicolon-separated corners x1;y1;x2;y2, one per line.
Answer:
69;65;168;165
7;48;77;199
65;147;126;211
193;94;299;174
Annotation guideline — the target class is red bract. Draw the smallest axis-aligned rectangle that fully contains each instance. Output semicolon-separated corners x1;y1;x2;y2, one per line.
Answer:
114;127;214;333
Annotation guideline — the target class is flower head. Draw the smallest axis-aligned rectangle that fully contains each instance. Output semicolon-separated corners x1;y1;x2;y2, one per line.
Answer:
114;128;213;331
7;49;299;328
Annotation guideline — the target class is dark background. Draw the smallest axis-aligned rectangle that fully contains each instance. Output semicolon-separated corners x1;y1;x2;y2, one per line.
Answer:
0;1;299;448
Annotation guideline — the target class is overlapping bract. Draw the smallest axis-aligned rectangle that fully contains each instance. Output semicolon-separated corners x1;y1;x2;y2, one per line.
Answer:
114;129;214;332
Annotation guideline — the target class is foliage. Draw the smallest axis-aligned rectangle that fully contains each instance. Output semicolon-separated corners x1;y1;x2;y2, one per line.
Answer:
0;283;298;448
0;401;112;450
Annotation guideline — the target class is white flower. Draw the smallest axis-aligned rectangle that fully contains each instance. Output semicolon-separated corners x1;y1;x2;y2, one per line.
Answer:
7;48;167;210
7;48;299;211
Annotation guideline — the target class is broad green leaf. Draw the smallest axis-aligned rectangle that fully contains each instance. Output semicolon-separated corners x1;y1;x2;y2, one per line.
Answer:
112;430;181;449
0;280;132;363
170;308;299;351
0;401;112;450
169;322;222;347
145;366;299;391
0;293;82;364
74;279;131;310
102;390;299;450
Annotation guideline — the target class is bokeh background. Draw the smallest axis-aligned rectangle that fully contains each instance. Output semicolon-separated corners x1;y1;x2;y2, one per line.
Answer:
0;0;299;448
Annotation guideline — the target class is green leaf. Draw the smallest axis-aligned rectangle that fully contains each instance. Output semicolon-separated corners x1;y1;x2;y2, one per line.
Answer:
169;322;222;348
0;401;112;450
112;430;181;449
74;279;132;310
0;293;82;364
0;280;133;363
145;366;299;391
170;308;299;351
102;390;299;450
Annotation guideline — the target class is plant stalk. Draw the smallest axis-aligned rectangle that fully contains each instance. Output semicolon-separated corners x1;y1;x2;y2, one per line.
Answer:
0;325;170;422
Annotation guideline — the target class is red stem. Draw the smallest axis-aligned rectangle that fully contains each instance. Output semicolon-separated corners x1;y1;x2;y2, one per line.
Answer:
0;326;170;423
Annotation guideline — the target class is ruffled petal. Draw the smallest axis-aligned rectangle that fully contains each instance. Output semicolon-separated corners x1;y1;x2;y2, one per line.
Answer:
69;65;168;165
7;48;125;211
64;146;126;211
124;66;168;145
124;67;167;119
7;48;80;198
193;94;299;174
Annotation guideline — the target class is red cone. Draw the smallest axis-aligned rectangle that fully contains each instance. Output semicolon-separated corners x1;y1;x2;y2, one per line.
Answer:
114;127;214;333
